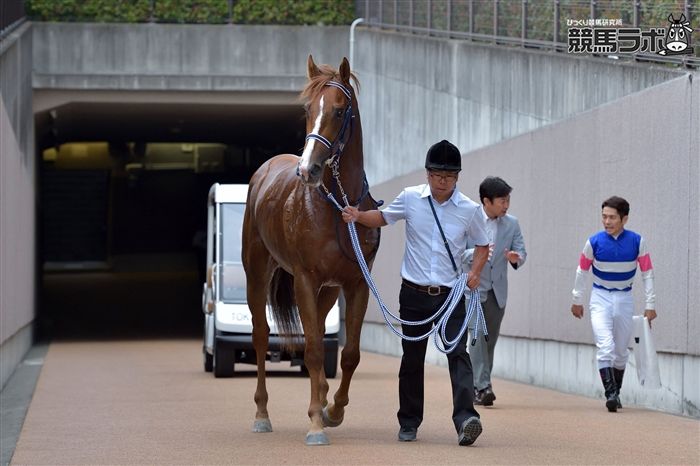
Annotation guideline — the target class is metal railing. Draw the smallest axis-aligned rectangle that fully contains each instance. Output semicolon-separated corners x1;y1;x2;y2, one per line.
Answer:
355;0;699;68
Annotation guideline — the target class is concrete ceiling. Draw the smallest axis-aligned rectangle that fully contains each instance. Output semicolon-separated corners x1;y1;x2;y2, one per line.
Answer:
35;100;307;154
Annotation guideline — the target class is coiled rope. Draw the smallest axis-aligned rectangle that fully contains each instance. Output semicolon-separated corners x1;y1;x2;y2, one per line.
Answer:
323;190;488;354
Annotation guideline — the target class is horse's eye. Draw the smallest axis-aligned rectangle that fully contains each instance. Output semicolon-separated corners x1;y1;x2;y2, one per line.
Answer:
679;30;685;39
335;109;343;118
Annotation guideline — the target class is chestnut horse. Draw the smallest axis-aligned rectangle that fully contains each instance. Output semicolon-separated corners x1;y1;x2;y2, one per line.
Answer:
241;56;380;445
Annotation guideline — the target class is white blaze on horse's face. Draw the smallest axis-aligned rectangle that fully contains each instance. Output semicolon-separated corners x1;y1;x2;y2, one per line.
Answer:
299;95;326;186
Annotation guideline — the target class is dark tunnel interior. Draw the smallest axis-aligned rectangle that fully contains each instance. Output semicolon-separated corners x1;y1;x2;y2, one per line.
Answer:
37;100;305;340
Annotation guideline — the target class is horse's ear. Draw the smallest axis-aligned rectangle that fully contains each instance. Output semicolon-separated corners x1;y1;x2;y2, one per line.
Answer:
307;55;320;79
679;13;686;23
339;57;351;85
668;13;675;22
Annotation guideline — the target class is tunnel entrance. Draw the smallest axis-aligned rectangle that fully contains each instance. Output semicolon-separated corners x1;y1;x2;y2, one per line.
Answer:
36;98;304;340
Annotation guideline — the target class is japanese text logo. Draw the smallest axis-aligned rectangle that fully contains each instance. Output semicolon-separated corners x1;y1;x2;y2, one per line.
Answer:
567;13;694;56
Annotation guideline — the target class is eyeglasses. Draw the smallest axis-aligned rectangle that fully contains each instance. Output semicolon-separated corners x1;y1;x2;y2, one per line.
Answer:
429;172;458;182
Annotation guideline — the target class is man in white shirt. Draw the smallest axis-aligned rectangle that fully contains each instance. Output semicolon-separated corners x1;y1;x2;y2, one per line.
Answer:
342;140;489;446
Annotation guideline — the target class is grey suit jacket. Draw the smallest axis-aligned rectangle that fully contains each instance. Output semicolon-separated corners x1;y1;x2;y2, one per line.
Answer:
464;213;526;308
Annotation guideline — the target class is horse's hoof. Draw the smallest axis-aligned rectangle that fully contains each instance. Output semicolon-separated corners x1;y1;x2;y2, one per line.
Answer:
252;418;273;433
305;431;330;446
321;406;343;428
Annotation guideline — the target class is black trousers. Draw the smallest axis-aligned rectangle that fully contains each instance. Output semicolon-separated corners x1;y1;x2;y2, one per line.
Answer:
396;283;479;433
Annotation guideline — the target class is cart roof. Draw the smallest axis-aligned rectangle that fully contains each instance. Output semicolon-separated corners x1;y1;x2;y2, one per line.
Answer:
214;184;248;204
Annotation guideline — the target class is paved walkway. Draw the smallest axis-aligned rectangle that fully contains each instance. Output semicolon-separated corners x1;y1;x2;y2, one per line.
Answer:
4;339;699;465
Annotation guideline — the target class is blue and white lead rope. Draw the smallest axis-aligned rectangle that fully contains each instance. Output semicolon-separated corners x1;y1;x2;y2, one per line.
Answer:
325;190;489;354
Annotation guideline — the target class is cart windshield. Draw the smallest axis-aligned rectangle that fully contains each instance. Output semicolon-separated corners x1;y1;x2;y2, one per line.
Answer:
219;203;246;303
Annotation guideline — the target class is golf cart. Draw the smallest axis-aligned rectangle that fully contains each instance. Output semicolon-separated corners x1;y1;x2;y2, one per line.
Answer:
201;183;340;378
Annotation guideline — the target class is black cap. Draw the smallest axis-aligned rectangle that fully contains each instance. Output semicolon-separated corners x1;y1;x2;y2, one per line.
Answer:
425;140;461;172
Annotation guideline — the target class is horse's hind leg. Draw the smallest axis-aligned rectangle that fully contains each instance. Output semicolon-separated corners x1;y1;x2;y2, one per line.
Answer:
245;239;274;433
324;281;369;428
251;287;273;433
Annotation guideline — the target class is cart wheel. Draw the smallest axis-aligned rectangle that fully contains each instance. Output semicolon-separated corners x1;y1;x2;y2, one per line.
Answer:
213;341;234;378
324;345;338;379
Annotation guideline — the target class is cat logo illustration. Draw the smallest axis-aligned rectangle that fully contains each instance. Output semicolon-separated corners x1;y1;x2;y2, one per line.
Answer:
658;14;694;56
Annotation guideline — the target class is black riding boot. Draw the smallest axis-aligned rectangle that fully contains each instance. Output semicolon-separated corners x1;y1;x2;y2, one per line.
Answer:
599;367;619;412
613;368;625;409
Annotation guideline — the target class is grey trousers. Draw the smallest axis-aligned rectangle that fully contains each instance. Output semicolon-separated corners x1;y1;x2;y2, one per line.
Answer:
468;290;505;391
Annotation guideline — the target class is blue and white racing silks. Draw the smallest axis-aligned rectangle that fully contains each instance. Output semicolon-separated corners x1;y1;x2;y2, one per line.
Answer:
572;229;655;309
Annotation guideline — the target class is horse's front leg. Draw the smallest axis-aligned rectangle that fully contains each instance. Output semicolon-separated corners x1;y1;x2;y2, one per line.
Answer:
248;268;273;433
324;281;369;428
243;215;275;433
294;273;328;445
251;309;272;433
316;286;340;408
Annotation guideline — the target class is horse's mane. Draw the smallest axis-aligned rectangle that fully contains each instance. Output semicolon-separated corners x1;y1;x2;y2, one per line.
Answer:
300;64;359;103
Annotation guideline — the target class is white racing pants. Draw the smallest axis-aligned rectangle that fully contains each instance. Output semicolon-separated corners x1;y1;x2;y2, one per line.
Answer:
589;287;634;370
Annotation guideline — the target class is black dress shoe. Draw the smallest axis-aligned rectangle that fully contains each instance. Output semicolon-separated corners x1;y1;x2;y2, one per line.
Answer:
475;387;495;406
458;417;483;446
398;426;417;442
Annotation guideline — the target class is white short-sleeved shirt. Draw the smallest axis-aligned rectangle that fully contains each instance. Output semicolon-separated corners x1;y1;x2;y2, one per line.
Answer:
381;184;489;287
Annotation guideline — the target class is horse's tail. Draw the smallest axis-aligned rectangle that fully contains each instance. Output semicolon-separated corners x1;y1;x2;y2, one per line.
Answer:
268;268;303;352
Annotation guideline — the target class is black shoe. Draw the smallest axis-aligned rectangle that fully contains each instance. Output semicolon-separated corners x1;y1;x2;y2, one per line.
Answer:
458;417;482;446
474;387;495;406
398;426;417;442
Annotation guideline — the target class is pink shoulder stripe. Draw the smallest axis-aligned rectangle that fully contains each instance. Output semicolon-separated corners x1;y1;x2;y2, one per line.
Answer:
638;254;653;272
579;253;593;271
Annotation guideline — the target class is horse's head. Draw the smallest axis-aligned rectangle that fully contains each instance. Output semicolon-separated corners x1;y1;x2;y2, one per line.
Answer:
298;55;355;187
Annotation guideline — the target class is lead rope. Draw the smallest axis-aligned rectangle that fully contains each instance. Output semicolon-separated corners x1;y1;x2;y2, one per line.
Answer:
322;186;488;353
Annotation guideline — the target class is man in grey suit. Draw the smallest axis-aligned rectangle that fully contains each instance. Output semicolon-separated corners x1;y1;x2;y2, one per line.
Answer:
464;177;527;406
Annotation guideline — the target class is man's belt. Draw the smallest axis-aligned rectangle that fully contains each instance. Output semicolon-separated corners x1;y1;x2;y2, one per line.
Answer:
402;279;451;296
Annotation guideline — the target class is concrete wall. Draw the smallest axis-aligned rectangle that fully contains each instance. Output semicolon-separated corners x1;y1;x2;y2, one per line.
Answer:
0;22;35;390
359;73;699;417
353;29;685;185
32;23;351;92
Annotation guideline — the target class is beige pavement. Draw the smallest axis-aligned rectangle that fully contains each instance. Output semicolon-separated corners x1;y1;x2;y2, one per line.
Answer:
9;339;699;465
